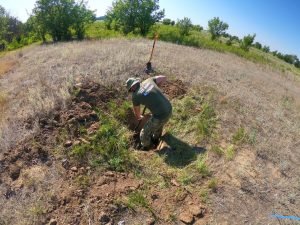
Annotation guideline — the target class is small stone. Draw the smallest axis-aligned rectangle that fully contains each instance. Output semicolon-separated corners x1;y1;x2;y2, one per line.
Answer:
171;179;180;187
194;220;205;225
108;204;118;213
105;171;114;177
46;160;53;166
117;221;125;225
189;205;202;216
79;137;90;144
146;218;155;225
64;140;73;147
10;165;21;180
71;166;78;172
87;122;100;134
179;211;194;224
99;211;110;224
48;218;57;225
75;82;82;88
86;166;91;170
62;159;70;169
74;140;81;145
151;194;159;201
76;212;81;217
79;102;92;109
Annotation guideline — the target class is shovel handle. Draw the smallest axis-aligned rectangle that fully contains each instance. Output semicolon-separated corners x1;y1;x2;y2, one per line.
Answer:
134;106;147;131
148;33;158;63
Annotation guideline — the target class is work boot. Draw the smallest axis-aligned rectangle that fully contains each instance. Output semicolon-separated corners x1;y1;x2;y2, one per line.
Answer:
151;137;160;147
151;133;162;147
136;143;150;151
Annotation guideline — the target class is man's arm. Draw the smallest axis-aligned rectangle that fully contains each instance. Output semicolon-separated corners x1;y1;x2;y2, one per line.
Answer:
154;75;166;86
133;105;142;120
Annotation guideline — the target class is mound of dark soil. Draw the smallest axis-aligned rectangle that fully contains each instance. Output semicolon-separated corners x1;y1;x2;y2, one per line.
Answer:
74;80;120;107
160;79;187;99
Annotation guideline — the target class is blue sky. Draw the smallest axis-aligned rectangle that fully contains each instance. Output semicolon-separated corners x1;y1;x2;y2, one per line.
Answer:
0;0;299;57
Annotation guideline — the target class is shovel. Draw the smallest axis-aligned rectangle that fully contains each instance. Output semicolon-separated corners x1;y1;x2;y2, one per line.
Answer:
134;106;147;131
145;33;158;74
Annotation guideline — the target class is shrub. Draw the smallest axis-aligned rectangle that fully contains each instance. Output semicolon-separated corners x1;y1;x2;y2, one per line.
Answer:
149;24;182;43
192;24;203;32
162;18;172;25
262;45;270;53
240;34;256;51
176;17;193;36
253;42;262;49
208;17;229;40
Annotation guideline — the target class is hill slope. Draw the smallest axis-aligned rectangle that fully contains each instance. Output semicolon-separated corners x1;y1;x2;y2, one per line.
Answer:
0;39;300;225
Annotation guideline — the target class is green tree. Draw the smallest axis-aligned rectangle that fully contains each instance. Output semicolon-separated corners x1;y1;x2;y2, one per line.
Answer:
162;18;171;25
208;17;228;40
283;54;298;65
105;0;164;36
231;35;240;42
0;5;9;43
32;0;95;41
73;2;95;39
192;24;203;32
240;33;256;51
272;50;278;56
262;45;270;53
253;41;262;49
176;17;192;36
0;5;25;49
294;59;300;68
25;15;47;42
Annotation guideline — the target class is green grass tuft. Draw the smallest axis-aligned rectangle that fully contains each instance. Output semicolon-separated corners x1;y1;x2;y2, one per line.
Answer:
199;189;209;203
71;111;136;172
232;127;248;144
168;95;217;143
208;178;218;192
210;145;224;156
225;144;235;160
108;100;131;122
196;102;217;142
125;191;151;211
196;155;210;177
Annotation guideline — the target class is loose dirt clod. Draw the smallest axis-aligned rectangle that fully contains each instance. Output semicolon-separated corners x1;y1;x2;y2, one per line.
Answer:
48;218;57;225
160;79;187;99
74;80;120;107
179;211;194;224
9;165;20;180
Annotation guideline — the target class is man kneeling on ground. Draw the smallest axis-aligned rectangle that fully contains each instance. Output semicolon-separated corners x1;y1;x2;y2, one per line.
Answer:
125;75;172;150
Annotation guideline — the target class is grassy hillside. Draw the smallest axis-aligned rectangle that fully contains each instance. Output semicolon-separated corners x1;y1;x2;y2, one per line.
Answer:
85;22;300;77
0;39;300;224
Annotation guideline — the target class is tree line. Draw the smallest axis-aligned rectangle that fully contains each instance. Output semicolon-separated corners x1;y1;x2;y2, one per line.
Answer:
0;0;95;49
0;0;299;68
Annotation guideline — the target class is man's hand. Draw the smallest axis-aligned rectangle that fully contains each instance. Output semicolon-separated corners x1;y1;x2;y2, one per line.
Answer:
137;115;144;121
133;105;141;120
155;75;166;86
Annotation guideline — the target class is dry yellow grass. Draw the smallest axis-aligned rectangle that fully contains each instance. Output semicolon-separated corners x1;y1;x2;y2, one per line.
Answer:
0;60;18;77
0;39;299;224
